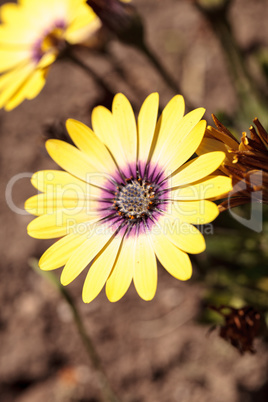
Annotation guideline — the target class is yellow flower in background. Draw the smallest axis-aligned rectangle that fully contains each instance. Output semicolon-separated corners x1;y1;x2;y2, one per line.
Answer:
0;0;100;111
25;93;232;303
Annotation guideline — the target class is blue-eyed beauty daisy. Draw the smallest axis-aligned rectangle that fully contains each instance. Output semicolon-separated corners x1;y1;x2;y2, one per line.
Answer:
25;93;232;302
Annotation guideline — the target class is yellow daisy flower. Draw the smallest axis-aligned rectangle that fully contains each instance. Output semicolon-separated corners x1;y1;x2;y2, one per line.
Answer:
0;0;100;110
25;93;232;303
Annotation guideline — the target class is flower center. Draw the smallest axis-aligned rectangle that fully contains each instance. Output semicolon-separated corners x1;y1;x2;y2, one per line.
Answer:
40;27;65;53
32;23;67;62
114;180;156;220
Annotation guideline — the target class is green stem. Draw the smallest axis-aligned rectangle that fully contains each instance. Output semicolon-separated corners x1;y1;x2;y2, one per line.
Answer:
29;259;121;402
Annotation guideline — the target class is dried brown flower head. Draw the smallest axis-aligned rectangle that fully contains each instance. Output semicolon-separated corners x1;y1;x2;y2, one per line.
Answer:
197;115;268;211
209;305;261;354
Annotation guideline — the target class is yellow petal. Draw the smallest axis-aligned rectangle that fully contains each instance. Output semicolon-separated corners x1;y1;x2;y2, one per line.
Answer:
0;61;26;89
137;92;159;163
196;137;234;164
25;193;99;216
27;211;98;239
206;125;239;150
151;232;192;280
133;233;157;301
61;222;117;286
0;25;35;45
46;0;68;20
106;236;134;302
112;93;137;165
0;63;34;109
156;216;206;254
5;68;47;111
26;68;47;99
39;233;87;271
171;175;233;200
31;170;94;194
163;118;206;175
82;235;122;303
66;119;116;174
66;5;101;44
0;3;33;27
19;0;60;29
37;53;57;69
91;105;126;169
45;139;109;188
166;200;219;224
68;0;97;26
169;151;225;187
150;95;185;164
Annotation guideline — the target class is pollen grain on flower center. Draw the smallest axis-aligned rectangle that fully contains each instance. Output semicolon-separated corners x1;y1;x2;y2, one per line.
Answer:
114;179;156;219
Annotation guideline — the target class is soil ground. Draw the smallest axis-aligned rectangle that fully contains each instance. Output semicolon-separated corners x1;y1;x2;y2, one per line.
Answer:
1;0;268;401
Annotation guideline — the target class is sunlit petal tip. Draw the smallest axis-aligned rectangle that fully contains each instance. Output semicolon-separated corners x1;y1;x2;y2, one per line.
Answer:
135;285;156;302
199;119;207;130
112;92;135;118
24;196;34;214
39;256;52;271
140;92;159;110
179;267;192;281
65;118;89;136
82;289;92;303
27;220;46;239
112;93;123;110
195;240;206;254
65;118;78;131
45;139;63;161
45;138;57;153
170;94;185;109
112;92;126;104
60;271;71;287
149;91;159;99
30;172;38;187
197;107;206;116
65;118;87;142
208;204;219;222
26;222;32;236
212;150;226;162
112;92;132;113
189;109;206;125
105;292;117;303
140;292;156;302
187;238;206;254
105;290;126;303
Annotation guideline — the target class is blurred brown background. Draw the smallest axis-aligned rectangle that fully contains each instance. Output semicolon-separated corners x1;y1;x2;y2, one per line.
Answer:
1;0;268;401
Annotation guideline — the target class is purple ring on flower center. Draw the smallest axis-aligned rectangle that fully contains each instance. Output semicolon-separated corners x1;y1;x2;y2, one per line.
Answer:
98;163;170;237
